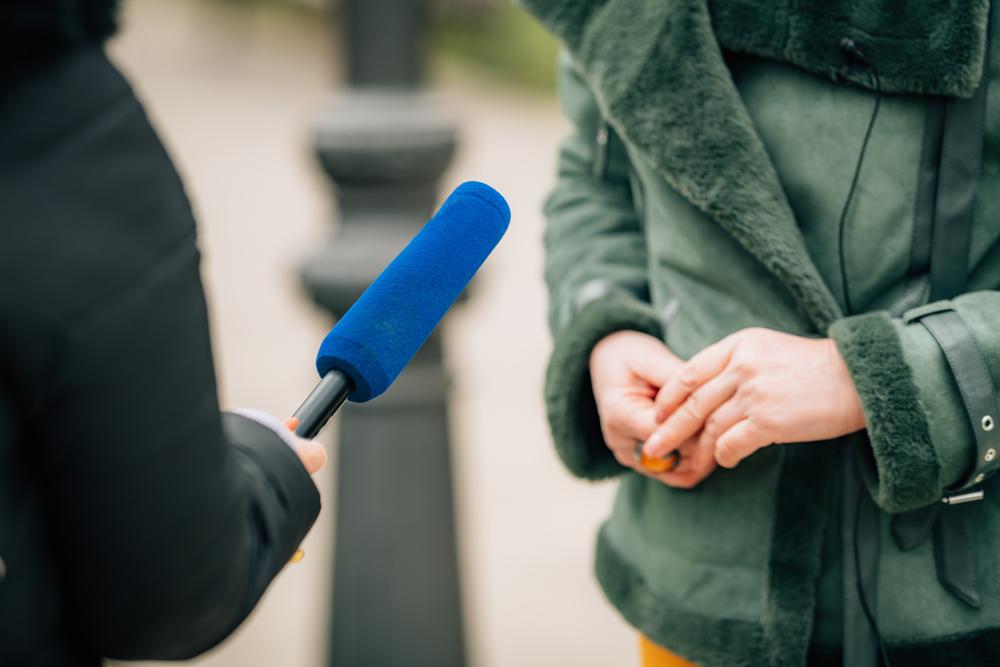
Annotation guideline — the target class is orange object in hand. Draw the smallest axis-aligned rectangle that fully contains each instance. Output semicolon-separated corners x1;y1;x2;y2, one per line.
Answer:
641;451;680;473
636;441;680;474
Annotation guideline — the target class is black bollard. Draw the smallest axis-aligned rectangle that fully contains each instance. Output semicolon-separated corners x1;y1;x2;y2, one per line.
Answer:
299;1;467;665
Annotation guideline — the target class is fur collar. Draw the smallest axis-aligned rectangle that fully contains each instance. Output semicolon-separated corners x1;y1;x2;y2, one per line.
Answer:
521;0;991;331
711;0;990;98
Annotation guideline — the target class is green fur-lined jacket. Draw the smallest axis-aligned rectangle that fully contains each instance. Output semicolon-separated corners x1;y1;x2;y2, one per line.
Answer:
525;0;1000;664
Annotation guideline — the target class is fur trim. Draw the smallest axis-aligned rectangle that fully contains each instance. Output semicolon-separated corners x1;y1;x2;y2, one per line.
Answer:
594;526;766;667
544;293;662;479
829;312;940;513
711;0;990;98
762;443;837;666
521;0;843;332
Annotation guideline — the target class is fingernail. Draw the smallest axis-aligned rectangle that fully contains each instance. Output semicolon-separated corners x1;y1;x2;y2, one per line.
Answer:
643;435;661;456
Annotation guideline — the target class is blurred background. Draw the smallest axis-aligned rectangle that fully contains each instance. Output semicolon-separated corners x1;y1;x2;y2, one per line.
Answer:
106;0;637;665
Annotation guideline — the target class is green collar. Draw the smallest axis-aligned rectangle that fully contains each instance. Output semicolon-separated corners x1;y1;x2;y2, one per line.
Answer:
521;0;990;331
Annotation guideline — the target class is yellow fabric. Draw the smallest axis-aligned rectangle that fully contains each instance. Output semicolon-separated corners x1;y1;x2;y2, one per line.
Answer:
640;635;698;667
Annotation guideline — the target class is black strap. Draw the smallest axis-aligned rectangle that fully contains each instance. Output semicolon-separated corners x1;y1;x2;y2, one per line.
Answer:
904;304;1000;492
928;83;990;300
892;304;995;610
933;502;982;608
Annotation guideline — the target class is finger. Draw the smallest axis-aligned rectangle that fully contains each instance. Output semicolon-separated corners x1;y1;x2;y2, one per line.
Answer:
698;397;745;449
644;372;737;458
292;438;328;474
714;419;771;468
635;347;684;388
616;404;659;445
653;438;715;489
605;422;656;468
654;340;735;422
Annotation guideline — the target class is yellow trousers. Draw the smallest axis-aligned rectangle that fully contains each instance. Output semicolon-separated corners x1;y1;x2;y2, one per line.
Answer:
640;635;698;667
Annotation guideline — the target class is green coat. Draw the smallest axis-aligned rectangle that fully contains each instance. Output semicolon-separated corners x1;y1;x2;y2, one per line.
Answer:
524;0;1000;664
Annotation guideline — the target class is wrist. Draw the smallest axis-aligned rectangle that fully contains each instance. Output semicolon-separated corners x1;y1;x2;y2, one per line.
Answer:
823;338;867;433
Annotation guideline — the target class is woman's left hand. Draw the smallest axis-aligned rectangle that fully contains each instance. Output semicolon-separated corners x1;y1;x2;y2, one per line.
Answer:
642;328;867;474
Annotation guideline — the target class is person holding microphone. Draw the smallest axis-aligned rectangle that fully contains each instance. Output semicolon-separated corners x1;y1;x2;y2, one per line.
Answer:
0;2;326;664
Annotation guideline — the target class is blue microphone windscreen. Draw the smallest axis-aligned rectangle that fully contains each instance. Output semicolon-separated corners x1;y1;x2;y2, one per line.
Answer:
315;181;510;401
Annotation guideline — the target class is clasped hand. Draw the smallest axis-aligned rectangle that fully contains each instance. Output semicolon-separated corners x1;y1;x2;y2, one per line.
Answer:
589;328;866;489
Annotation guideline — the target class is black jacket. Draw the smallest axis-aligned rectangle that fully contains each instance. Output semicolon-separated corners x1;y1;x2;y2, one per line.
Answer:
0;0;119;84
0;48;321;665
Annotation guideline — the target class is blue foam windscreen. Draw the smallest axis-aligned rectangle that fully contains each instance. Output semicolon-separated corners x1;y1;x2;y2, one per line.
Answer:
315;181;511;402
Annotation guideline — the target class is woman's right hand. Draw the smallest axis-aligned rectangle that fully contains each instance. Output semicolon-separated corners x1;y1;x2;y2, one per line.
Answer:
589;331;685;479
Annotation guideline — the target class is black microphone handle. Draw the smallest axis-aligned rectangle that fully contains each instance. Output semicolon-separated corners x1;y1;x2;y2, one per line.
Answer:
291;370;354;438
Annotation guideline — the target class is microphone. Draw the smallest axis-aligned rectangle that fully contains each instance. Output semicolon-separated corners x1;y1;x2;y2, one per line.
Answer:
288;181;511;438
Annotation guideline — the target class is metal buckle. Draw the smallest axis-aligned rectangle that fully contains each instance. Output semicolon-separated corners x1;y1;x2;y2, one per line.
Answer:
942;489;985;505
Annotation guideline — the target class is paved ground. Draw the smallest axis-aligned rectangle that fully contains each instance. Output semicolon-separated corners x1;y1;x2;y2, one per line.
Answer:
110;1;635;665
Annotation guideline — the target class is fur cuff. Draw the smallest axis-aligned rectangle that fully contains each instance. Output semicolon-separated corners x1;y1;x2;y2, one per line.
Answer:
544;294;661;479
829;312;939;512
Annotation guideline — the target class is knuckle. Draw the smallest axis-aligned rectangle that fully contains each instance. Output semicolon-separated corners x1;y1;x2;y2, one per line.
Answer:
747;411;773;433
739;379;758;399
703;414;721;440
716;438;736;462
682;394;704;421
730;352;752;376
678;367;700;390
604;409;625;432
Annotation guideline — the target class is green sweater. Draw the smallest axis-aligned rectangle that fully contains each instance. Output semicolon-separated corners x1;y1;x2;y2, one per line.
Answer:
526;0;1000;664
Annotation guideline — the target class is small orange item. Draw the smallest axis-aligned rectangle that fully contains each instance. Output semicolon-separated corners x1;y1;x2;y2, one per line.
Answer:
640;451;680;474
289;549;305;563
640;635;698;667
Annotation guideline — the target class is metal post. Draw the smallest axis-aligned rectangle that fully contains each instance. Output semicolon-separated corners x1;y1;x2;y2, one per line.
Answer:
299;1;466;665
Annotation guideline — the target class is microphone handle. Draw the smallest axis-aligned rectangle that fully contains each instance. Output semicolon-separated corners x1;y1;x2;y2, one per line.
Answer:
289;370;354;438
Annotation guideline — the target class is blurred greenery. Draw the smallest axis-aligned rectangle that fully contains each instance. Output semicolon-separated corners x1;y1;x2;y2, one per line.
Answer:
430;2;559;91
195;0;559;92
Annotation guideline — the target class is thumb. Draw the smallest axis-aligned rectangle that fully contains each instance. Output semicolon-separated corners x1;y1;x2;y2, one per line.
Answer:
621;403;660;443
291;437;328;475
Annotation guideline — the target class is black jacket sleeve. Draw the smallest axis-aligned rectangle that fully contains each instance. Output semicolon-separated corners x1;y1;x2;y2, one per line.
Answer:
0;49;320;661
40;237;320;660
